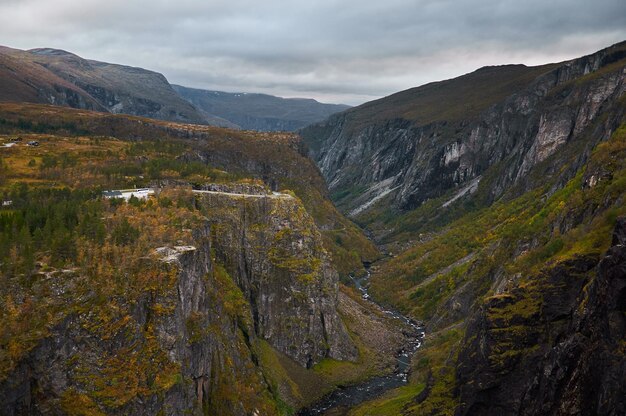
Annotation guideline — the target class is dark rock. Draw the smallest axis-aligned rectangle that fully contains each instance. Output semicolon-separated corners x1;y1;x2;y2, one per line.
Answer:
454;219;626;416
196;191;357;366
612;216;626;246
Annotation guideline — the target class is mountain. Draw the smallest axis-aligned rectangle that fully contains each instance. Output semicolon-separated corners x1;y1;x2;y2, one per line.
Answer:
300;41;626;414
300;41;625;237
0;46;350;132
173;84;350;131
0;46;209;124
0;103;394;414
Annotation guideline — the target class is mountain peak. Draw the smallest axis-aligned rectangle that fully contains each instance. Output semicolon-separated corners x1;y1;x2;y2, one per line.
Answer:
0;46;208;124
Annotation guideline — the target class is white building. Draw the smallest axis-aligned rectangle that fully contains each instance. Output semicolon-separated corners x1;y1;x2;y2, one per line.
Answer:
103;188;155;201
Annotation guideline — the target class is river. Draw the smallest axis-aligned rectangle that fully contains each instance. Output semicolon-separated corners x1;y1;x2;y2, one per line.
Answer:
297;267;425;415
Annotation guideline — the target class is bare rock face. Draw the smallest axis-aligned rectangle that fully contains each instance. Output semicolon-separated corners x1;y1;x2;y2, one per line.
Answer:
196;191;357;367
300;42;626;218
454;218;626;416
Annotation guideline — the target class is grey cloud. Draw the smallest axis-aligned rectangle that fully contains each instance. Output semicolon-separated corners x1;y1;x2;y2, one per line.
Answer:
0;0;624;104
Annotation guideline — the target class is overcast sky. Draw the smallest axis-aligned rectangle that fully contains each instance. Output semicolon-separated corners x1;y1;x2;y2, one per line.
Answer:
1;0;625;105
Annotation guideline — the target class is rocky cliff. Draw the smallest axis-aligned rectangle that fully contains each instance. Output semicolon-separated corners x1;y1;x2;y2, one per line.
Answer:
0;187;356;415
195;189;356;367
0;104;383;415
352;119;626;415
300;41;626;238
297;41;626;414
455;218;626;416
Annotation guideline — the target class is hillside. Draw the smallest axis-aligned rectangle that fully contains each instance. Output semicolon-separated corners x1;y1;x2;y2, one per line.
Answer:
0;47;209;125
173;85;350;131
300;40;626;240
299;41;626;415
0;103;393;415
0;102;378;277
0;46;351;132
2;36;625;416
345;122;626;416
302;63;556;156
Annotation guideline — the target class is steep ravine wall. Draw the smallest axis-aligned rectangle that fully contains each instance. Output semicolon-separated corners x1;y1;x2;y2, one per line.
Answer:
0;191;355;415
455;219;626;416
301;42;626;220
332;123;626;414
296;42;626;415
0;225;275;415
196;191;356;367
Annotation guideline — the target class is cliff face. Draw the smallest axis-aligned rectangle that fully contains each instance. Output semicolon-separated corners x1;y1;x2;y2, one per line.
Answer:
0;188;355;415
300;42;626;227
196;190;356;367
455;219;626;416
354;120;626;415
0;221;273;415
0;103;381;415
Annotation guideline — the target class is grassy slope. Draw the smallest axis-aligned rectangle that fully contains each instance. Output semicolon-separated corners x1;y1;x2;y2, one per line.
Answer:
346;64;556;129
0;47;104;108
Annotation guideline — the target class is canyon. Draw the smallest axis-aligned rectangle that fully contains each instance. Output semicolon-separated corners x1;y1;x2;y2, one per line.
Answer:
0;40;625;416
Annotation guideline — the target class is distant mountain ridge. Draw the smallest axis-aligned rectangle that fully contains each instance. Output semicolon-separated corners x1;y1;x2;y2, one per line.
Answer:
173;84;350;131
0;46;349;131
0;46;208;124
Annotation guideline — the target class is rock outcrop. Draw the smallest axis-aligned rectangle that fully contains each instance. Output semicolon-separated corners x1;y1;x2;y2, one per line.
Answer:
196;189;356;367
455;218;626;416
0;224;276;415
